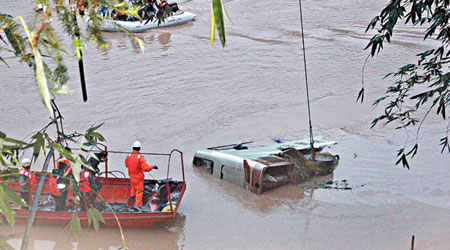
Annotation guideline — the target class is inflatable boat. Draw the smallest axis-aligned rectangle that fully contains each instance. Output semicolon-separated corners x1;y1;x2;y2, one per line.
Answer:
88;11;196;32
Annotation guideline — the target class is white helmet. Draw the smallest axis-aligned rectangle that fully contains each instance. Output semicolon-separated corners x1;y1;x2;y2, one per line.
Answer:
21;158;31;167
132;141;141;148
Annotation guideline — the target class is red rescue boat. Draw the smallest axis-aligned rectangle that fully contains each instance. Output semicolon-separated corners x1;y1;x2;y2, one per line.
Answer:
4;149;186;228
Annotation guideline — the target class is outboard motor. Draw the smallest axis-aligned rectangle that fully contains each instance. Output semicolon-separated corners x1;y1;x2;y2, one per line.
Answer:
169;2;179;12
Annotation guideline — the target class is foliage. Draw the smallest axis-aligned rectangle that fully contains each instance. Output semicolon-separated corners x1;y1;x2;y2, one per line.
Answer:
362;0;450;168
88;207;105;231
211;0;228;47
0;185;27;228
65;213;82;235
0;239;14;250
0;1;148;109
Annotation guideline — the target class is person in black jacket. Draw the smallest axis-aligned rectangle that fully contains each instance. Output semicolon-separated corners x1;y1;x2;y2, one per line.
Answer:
87;151;108;174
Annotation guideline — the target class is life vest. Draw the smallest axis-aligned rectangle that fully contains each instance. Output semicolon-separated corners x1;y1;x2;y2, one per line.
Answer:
49;176;64;196
159;1;169;9
125;151;154;179
56;156;71;175
19;168;36;185
78;171;91;193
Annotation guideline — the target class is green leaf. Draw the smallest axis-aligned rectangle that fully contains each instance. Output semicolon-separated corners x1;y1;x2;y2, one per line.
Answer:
2;137;28;146
65;213;82;236
87;123;104;133
32;133;44;161
0;56;9;67
88;207;105;232
33;46;54;119
212;0;226;47
0;238;14;250
4;186;27;207
89;132;106;142
51;143;76;163
0;186;15;227
356;88;364;103
72;158;82;182
0;131;6;138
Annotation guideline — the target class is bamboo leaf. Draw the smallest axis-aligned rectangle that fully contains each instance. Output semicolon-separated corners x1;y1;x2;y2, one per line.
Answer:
212;0;226;47
134;37;145;53
34;46;54;118
16;16;54;118
220;0;233;25
0;56;9;67
89;132;105;142
88;207;104;231
2;136;28;145
0;239;14;250
73;36;82;61
65;213;82;236
92;207;105;224
4;186;27;207
88;208;92;228
210;4;215;46
72;158;82;182
87;123;104;133
51;143;76;163
356;88;364;103
0;186;15;227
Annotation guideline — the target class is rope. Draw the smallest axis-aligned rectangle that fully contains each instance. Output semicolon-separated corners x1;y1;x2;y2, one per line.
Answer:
89;149;171;156
298;0;315;154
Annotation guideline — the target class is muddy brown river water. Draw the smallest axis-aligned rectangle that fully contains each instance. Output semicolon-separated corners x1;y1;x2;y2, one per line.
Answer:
1;0;450;249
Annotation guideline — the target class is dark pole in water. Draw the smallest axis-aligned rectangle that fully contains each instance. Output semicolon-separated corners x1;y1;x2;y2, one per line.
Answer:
298;0;315;159
20;147;54;250
78;52;88;102
69;0;88;102
411;235;415;250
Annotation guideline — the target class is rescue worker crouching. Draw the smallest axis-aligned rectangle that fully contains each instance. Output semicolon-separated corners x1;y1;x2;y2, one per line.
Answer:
77;151;106;211
78;165;102;211
49;167;69;211
87;151;108;174
125;141;158;207
18;158;36;209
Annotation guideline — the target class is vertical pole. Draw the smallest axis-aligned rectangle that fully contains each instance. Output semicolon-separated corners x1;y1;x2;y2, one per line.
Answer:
180;153;185;182
20;147;54;250
411;235;415;250
298;0;315;160
69;0;88;102
105;146;108;179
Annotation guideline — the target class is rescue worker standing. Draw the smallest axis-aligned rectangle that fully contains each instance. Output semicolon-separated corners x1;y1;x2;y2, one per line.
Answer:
125;141;158;206
18;158;36;208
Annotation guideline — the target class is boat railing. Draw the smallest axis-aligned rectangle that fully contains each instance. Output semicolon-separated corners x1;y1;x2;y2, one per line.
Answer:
165;149;185;214
98;145;186;214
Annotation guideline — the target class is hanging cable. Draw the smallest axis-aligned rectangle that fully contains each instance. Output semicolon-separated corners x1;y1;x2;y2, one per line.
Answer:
298;0;315;159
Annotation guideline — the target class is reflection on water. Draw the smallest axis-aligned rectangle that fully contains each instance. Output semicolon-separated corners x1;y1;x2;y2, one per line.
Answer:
193;166;333;213
1;214;186;250
101;31;172;54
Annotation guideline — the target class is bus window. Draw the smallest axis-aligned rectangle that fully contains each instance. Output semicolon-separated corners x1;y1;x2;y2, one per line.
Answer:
193;157;214;174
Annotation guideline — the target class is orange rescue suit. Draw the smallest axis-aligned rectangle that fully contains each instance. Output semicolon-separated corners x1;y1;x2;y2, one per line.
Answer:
125;150;154;206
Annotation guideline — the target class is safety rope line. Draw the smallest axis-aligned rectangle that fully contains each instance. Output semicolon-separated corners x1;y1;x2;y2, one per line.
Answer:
91;149;171;156
298;0;315;154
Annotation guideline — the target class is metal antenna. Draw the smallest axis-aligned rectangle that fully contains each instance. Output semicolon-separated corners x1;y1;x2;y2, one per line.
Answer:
298;0;315;159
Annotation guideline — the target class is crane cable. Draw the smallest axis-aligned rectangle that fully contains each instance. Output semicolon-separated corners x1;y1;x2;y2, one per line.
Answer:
298;0;315;159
